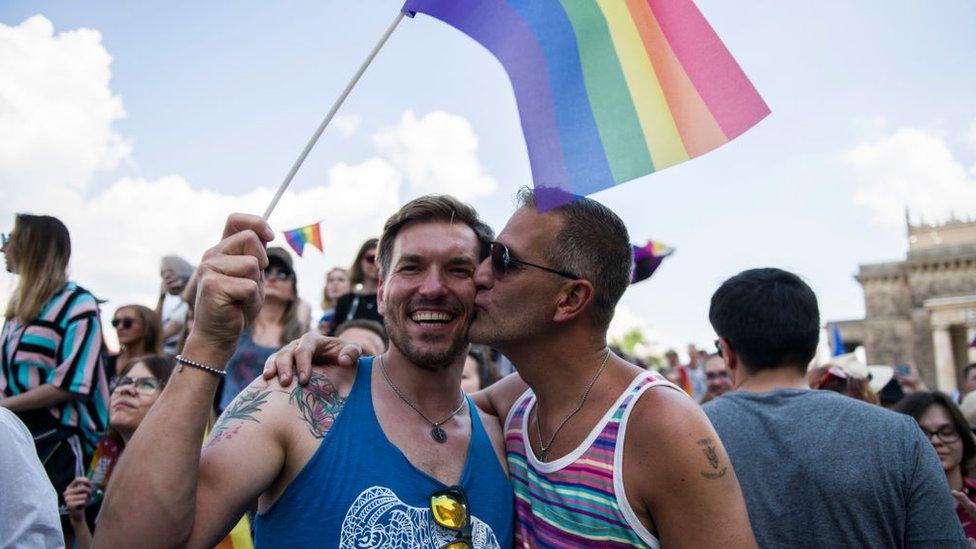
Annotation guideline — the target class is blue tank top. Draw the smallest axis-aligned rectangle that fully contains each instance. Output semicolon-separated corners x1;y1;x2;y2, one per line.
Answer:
254;357;514;548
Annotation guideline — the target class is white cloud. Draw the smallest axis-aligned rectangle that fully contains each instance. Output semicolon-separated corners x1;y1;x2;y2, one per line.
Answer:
0;15;130;205
608;303;664;358
373;110;497;201
332;114;361;137
0;16;503;349
842;126;976;226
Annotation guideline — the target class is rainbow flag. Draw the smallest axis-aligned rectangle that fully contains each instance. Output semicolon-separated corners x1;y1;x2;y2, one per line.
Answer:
403;0;770;210
282;222;324;257
631;240;672;284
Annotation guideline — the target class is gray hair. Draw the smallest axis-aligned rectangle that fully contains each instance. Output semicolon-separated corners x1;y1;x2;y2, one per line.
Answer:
160;255;194;281
516;187;632;330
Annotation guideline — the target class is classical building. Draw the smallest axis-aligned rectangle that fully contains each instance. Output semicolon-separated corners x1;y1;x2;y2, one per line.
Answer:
833;214;976;392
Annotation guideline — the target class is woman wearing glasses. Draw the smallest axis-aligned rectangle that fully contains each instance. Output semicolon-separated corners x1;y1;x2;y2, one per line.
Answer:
105;304;162;379
217;247;304;412
63;355;174;547
898;391;976;538
64;356;253;549
0;214;109;539
330;238;382;334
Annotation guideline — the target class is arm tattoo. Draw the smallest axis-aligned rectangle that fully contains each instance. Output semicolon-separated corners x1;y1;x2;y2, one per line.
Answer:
205;388;274;448
288;372;347;438
697;437;728;480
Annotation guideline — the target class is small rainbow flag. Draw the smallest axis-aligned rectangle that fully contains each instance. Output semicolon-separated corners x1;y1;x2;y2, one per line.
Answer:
282;222;324;257
403;0;770;210
632;240;672;284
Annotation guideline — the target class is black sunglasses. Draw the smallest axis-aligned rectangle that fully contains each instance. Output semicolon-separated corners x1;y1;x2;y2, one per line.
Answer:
430;485;473;549
363;253;377;265
264;267;293;281
489;241;579;280
112;318;135;329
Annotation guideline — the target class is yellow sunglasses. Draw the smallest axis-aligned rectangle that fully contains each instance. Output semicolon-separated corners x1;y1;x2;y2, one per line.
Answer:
430;486;473;549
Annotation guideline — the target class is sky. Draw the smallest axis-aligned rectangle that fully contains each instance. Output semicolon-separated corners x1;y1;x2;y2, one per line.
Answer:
2;1;975;356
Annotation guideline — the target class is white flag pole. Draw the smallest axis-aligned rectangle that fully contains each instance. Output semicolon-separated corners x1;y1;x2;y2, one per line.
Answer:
262;10;407;220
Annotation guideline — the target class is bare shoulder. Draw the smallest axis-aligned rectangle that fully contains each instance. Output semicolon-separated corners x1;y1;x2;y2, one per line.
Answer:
625;386;729;476
269;364;357;440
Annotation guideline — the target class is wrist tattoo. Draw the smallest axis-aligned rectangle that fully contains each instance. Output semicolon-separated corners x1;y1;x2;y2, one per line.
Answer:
697;437;728;480
289;371;347;438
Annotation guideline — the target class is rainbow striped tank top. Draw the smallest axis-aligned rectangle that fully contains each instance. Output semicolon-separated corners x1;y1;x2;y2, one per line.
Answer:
505;371;681;548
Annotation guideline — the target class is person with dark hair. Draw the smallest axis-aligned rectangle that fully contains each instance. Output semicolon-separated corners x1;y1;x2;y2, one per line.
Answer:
64;355;252;549
105;304;162;379
898;391;976;538
97;198;513;547
460;347;499;394
703;267;967;547
0;214;109;538
333;319;387;357
330;238;383;333
963;364;976;399
267;188;755;547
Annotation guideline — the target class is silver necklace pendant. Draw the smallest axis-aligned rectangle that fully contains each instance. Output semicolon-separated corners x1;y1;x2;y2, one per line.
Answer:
431;425;448;443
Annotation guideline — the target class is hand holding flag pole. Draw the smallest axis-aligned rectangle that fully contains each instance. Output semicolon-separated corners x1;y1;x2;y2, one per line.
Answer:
261;10;407;221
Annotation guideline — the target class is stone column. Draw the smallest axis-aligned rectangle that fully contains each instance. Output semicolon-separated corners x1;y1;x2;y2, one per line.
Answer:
968;326;976;364
932;323;956;393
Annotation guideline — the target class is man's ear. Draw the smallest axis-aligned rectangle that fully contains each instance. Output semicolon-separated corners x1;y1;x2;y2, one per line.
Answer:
376;274;386;315
552;279;595;324
719;338;741;380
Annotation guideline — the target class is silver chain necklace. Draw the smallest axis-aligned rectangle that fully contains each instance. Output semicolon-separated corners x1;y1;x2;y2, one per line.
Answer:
535;349;612;461
378;354;466;443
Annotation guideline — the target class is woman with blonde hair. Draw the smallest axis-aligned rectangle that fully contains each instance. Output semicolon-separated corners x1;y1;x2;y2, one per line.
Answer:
0;213;109;534
317;267;350;333
105;304;162;378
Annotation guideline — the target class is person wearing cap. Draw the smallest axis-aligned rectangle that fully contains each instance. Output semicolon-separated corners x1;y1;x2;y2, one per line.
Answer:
703;268;967;547
215;246;304;412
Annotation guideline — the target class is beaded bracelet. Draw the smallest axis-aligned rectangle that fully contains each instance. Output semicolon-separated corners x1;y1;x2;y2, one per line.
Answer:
174;354;227;377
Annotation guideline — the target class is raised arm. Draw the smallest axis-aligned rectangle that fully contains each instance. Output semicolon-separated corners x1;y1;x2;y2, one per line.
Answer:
631;388;756;548
95;214;283;548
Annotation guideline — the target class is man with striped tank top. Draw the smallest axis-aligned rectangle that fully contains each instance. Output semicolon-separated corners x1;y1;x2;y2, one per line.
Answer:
267;188;757;548
466;188;755;548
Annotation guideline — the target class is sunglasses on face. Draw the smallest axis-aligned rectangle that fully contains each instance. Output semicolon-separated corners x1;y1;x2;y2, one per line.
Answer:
264;268;293;281
488;241;579;280
110;376;163;395
430;486;473;549
706;371;730;380
111;318;136;329
363;253;377;265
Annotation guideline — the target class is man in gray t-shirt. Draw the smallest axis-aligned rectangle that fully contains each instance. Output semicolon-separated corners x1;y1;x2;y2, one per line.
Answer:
705;268;967;548
706;389;965;547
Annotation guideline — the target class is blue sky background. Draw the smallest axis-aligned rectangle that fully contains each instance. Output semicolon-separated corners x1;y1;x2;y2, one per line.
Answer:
2;1;975;355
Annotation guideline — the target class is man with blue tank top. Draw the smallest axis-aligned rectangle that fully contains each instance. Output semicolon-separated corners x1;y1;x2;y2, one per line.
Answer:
268;188;757;548
95;196;513;548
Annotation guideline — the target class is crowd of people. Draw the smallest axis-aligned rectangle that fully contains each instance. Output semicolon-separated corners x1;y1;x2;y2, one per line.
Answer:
1;193;974;547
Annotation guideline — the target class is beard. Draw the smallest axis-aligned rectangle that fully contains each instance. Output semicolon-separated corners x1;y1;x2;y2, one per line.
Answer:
384;299;470;371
